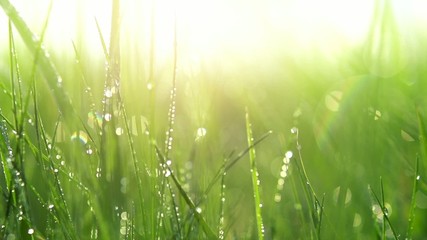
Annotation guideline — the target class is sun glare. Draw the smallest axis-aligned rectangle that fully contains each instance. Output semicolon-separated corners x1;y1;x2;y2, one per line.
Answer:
0;0;425;65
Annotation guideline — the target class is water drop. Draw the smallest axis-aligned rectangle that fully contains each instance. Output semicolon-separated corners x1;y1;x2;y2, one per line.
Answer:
416;175;421;180
196;207;202;213
115;127;124;136
280;171;287;178
164;169;171;177
104;88;113;98
48;204;54;209
104;113;112;121
86;148;93;155
28;229;34;235
121;212;128;220
166;160;172;166
274;193;282;202
285;151;293;159
291;127;298;134
195;127;207;141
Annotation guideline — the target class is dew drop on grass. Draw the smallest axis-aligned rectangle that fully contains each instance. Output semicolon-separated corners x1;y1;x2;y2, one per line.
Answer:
280;171;287;178
274;193;282;202
86;148;93;155
195;127;207;141
104;113;112;121
164;169;171;177
166;160;172;166
28;229;34;235
104;88;113;98
48;204;54;209
291;127;298;134
416;175;421;180
115;127;124;136
285;151;293;159
196;207;202;213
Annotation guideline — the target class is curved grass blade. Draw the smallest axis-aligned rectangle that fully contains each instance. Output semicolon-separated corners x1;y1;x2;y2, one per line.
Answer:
155;146;217;239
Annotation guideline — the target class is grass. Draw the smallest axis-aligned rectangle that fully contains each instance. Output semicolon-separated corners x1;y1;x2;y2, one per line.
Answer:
1;0;427;239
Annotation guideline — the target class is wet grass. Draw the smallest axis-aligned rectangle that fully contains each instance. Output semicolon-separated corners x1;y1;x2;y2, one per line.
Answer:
1;0;427;239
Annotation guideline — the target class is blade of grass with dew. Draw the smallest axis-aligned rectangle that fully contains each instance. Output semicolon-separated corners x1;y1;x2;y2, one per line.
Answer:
0;0;76;127
292;127;324;238
200;131;272;202
245;108;265;240
369;178;398;240
155;146;217;239
406;155;420;239
217;157;227;240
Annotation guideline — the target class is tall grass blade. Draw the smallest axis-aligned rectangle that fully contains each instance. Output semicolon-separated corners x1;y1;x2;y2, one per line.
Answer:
292;127;324;238
245;108;265;240
155;146;217;239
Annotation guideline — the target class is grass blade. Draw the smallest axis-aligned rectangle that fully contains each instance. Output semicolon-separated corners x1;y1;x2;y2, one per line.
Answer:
245;108;265;240
369;179;398;240
406;156;420;239
155;146;217;239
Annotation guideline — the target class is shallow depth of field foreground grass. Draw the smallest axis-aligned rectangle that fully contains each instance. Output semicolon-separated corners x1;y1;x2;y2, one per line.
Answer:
1;0;427;239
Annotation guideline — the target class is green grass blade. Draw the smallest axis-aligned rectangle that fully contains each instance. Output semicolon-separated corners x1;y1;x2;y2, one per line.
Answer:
245;108;265;240
406;156;420;239
369;180;398;240
155;146;217;239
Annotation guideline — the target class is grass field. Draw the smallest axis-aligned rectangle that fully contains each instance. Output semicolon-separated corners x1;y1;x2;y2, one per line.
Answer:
1;0;427;239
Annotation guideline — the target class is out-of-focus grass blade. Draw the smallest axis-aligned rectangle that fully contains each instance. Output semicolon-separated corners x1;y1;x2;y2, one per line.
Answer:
245;108;265;240
155;146;217;239
0;0;76;127
406;156;419;239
